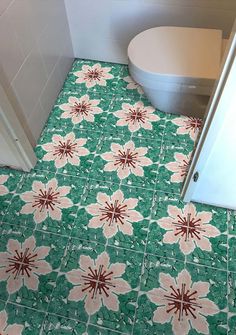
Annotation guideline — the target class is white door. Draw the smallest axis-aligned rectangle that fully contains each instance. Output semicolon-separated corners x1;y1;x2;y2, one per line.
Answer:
182;21;236;210
0;84;37;172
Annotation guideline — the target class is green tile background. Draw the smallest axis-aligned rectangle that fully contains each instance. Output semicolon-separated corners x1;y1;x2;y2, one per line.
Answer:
0;59;233;334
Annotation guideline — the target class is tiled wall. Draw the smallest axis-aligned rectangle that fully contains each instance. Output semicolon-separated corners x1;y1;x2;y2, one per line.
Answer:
65;0;236;63
0;0;74;143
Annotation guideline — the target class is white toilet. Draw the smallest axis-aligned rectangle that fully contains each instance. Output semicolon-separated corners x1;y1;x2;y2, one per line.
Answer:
128;27;224;117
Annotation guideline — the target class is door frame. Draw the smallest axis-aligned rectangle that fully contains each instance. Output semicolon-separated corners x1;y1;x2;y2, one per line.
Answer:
182;20;236;203
0;83;37;172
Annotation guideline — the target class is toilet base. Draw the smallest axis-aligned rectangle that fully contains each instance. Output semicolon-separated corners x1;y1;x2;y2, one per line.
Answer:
142;87;210;118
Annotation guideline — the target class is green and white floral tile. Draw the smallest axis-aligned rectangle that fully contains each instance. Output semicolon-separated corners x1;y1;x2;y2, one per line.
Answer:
139;254;227;335
162;113;202;147
35;128;101;178
157;144;193;194
33;230;69;270
0;300;5;310
104;95;166;141
45;91;112;133
185;263;227;311
72;180;153;252
50;239;140;332
114;65;145;98
50;271;137;333
228;315;236;335
41;314;86;334
133;294;227;335
228;210;236;235
107;184;152;252
48;273;88;323
70;59;125;79
147;192;228;269
0;222;34;302
140;254;185;293
72;180;122;245
63;59;123;95
90;133;160;189
228;272;236;313
4;171;86;235
0;225;67;310
60;238;105;274
9;272;57;311
87;324;126;335
2;303;45;334
88;290;138;333
0;168;25;221
228;237;236;272
60;238;143;290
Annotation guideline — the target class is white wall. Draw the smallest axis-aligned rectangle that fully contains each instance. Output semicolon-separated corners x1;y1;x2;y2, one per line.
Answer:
65;0;236;64
0;0;74;143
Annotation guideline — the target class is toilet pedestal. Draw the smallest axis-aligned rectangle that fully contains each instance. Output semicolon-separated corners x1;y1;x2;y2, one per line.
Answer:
128;27;223;117
141;85;210;117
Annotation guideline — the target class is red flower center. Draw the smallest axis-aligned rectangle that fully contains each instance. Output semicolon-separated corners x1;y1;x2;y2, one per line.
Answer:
164;283;201;321
72;102;91;116
186;117;202;131
179;159;189;177
81;265;115;299
114;149;139;169
86;69;102;81
33;187;60;211
173;213;205;241
126;107;147;124
54;140;77;159
6;248;38;278
99;200;128;225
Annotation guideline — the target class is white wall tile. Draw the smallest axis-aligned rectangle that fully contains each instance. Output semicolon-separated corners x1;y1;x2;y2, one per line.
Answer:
0;0;74;142
0;11;24;83
0;0;13;15
39;60;64;115
7;0;35;58
11;46;48;118
27;101;48;141
37;22;61;76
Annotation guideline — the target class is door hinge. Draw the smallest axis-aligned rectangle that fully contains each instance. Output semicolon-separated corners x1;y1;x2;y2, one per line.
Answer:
193;172;199;182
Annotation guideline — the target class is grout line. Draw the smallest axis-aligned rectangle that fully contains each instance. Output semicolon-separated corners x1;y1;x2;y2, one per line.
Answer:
226;209;230;335
1;219;231;275
6;299;128;335
130;117;167;335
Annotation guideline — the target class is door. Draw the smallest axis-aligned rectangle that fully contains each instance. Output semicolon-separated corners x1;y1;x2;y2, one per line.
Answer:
182;20;236;210
0;84;37;172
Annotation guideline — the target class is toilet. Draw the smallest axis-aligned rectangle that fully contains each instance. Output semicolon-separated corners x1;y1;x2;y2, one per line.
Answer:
128;27;224;117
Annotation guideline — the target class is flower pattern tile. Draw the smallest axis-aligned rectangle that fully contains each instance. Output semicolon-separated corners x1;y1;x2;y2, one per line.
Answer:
105;96;166;140
41;314;87;334
157;144;193;194
0;169;25;222
35;128;101;178
163;113;203;147
0;59;233;334
4;173;86;238
46;92;111;133
4;303;45;334
148;193;228;269
115;66;145;98
63;59;123;95
90;133;160;189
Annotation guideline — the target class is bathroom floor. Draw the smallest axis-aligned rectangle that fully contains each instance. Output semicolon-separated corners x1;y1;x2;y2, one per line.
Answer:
0;59;235;335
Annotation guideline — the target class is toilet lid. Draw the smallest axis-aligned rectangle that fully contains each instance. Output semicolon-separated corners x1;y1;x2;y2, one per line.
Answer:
128;27;222;80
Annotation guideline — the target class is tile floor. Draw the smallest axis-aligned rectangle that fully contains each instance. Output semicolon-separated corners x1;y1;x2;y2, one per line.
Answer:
0;59;234;335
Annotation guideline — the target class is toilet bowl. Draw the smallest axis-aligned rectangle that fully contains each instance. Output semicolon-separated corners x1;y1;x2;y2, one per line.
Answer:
128;27;223;117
